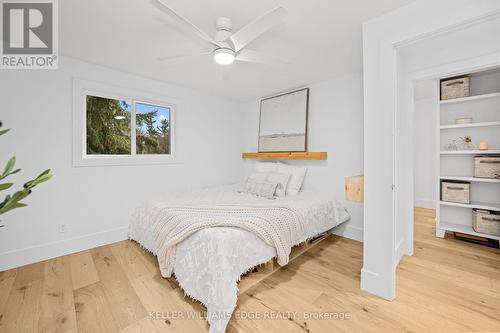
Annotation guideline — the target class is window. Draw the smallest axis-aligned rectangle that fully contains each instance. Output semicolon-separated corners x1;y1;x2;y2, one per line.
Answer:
135;102;171;155
73;79;176;166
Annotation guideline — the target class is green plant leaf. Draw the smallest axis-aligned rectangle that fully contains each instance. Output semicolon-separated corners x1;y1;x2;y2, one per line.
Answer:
2;156;16;177
33;173;52;186
24;170;52;189
10;189;29;203
0;183;13;191
36;169;51;178
0;202;27;215
1;194;11;208
0;129;10;136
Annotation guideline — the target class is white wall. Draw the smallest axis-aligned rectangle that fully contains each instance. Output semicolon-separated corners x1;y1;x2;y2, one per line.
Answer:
0;56;245;270
242;72;365;242
413;96;438;209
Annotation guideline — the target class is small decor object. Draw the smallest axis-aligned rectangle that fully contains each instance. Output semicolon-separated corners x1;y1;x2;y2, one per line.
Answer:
445;140;458;151
472;209;500;236
0;122;52;225
441;181;470;204
440;76;470;100
479;141;489;150
455;117;473;125
474;156;500;179
258;88;309;152
459;136;474;150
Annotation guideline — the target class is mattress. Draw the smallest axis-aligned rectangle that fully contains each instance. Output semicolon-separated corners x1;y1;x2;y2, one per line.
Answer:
128;184;350;333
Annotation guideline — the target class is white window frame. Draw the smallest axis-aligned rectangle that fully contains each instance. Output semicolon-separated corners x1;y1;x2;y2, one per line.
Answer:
73;79;179;167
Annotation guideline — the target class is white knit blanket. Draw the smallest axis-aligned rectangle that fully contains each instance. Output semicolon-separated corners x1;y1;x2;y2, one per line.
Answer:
152;204;305;278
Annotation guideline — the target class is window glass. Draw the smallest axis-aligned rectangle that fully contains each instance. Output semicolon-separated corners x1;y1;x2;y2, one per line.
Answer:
135;102;171;155
86;95;131;155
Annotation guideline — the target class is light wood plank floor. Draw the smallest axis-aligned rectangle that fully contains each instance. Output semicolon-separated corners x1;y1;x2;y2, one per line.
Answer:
0;208;499;332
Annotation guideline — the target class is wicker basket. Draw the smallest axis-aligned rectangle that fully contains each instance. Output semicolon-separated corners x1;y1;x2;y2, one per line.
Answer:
440;76;470;100
473;209;500;236
474;156;500;179
441;181;470;204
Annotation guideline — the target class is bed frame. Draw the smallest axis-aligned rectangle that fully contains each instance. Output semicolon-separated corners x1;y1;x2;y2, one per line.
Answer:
237;233;330;294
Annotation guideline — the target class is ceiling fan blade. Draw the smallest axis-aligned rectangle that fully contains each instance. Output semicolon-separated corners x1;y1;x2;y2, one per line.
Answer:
157;51;212;63
229;7;287;52
152;0;221;47
236;49;288;67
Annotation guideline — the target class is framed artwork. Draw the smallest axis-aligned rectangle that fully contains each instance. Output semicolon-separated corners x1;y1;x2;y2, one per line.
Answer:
258;88;309;152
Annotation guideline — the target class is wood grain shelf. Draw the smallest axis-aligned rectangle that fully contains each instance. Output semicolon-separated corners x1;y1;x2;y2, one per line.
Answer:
242;152;327;160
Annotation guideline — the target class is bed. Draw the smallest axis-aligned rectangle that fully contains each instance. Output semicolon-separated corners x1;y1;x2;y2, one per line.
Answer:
128;183;350;333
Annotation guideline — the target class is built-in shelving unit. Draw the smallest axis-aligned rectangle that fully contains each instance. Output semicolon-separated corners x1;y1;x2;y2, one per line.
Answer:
436;68;500;241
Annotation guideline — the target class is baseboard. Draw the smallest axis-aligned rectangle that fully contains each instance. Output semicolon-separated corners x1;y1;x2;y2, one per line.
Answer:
414;199;435;209
331;223;363;242
0;227;128;271
394;238;405;267
360;268;395;301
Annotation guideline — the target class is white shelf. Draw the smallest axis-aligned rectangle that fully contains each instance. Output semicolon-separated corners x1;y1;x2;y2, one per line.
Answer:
437;70;500;242
440;176;500;183
440;150;500;155
440;92;500;105
439;221;500;241
440;200;500;211
440;121;500;129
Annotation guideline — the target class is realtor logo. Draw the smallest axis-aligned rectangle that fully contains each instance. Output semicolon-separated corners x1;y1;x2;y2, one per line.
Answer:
1;0;58;69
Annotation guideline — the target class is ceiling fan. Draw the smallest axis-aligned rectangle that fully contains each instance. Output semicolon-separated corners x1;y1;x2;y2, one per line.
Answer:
152;0;288;66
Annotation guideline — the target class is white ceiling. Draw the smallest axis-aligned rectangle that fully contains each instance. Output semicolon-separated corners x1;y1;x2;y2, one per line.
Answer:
60;0;414;101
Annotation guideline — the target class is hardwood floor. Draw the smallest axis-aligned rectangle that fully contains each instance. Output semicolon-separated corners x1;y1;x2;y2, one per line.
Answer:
0;208;498;332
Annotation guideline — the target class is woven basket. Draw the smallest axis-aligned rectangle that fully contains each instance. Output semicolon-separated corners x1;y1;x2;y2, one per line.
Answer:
441;76;470;100
474;156;500;179
473;209;500;236
441;181;470;204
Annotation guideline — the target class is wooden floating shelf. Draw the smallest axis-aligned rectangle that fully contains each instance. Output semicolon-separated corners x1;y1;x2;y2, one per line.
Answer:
242;152;327;160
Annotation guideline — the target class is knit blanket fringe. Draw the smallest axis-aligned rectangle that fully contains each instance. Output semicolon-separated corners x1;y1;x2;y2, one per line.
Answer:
152;204;305;278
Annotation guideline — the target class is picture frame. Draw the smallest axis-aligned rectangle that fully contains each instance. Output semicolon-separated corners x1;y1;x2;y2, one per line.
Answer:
258;88;309;152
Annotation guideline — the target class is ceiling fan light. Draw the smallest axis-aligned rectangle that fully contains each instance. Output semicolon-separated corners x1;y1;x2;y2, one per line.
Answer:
214;48;235;65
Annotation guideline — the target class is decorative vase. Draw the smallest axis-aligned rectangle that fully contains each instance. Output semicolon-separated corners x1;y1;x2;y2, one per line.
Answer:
446;140;458;151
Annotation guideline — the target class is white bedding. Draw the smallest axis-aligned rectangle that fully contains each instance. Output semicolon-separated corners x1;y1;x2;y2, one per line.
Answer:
128;184;350;333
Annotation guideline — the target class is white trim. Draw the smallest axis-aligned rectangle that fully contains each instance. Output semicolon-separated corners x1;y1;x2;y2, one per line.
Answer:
331;224;363;242
394;238;405;268
360;268;395;301
0;227;128;271
72;78;180;167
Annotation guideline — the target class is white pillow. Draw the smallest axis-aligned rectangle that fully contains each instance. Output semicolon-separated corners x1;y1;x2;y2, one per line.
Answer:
276;163;307;195
255;162;278;173
265;172;291;197
239;179;278;199
247;171;268;182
